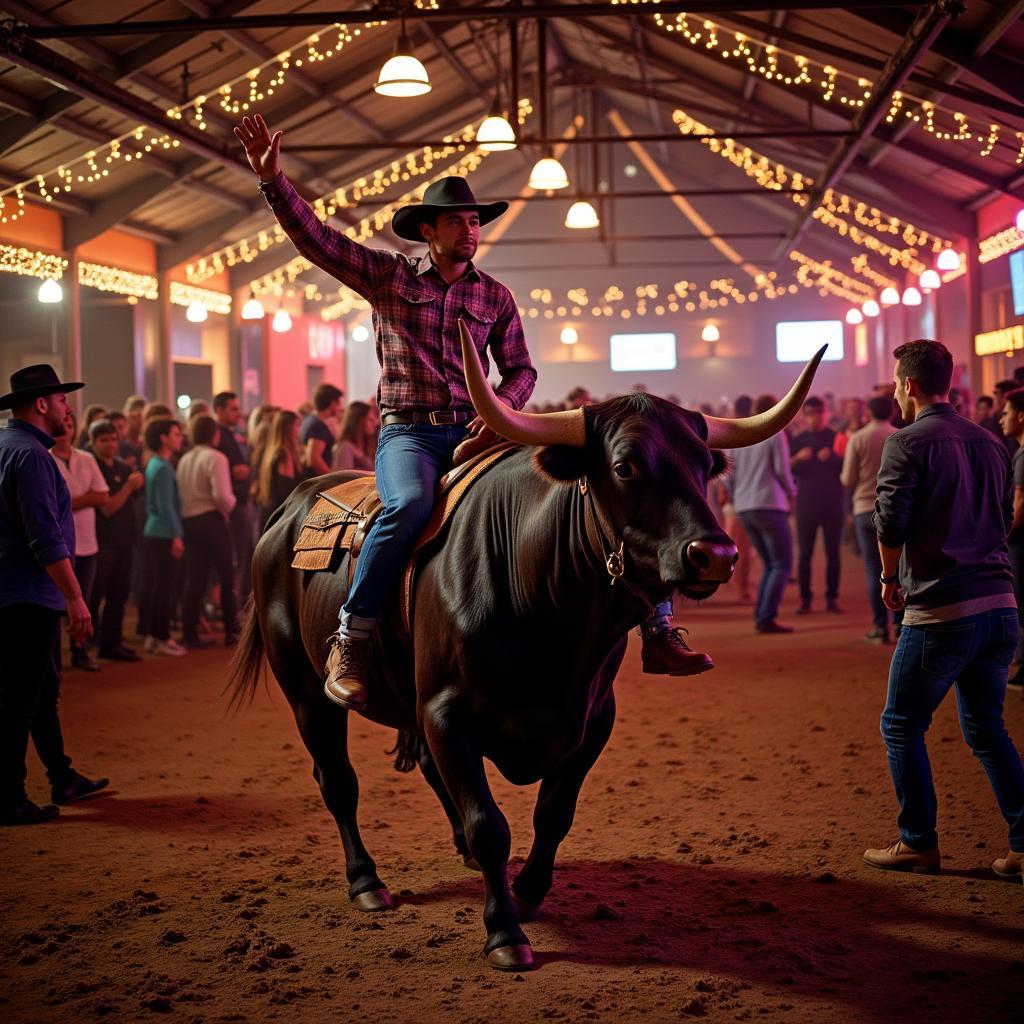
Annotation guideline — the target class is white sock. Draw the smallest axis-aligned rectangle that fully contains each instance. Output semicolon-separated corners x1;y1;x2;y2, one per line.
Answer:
338;611;375;641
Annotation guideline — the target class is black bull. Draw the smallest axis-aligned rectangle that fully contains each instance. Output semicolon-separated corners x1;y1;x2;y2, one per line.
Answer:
228;356;823;971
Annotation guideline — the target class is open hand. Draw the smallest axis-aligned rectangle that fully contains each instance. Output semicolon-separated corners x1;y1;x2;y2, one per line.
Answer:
233;114;282;182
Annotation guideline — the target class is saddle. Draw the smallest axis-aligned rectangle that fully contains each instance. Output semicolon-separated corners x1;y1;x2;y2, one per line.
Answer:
291;442;519;634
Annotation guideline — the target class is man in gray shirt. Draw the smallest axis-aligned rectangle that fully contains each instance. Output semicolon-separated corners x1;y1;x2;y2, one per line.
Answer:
727;393;796;634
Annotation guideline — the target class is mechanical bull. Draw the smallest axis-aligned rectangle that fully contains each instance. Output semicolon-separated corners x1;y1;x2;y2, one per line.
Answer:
229;322;825;970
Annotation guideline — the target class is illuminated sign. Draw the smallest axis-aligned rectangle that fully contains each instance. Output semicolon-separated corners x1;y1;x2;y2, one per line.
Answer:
775;320;843;363
974;324;1024;356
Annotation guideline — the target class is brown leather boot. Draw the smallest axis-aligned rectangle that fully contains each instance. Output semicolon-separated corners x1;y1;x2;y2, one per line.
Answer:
862;838;940;874
641;628;714;676
324;635;370;711
992;849;1023;880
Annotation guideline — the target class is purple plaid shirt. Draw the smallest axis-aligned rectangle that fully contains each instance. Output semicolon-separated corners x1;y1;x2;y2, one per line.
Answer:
259;173;536;414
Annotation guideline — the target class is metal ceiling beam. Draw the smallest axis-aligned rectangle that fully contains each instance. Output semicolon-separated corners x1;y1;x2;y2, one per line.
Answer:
774;1;962;261
19;3;931;39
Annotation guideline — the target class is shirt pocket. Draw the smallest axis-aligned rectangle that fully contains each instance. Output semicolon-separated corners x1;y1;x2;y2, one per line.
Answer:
460;302;497;354
396;284;435;309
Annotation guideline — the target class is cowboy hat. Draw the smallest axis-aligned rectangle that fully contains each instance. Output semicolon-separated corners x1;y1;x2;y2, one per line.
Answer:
0;364;84;411
391;176;508;242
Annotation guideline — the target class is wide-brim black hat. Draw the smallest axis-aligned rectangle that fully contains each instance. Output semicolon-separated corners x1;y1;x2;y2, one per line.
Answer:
0;363;84;410
391;176;508;242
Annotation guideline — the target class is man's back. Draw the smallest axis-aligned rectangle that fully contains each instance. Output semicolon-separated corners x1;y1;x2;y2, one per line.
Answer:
842;419;897;516
874;403;1013;619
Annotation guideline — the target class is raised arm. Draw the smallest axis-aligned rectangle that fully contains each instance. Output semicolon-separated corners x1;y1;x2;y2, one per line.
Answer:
234;114;394;298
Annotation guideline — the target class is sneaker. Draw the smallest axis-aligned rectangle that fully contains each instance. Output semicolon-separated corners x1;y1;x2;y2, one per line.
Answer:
0;798;59;826
862;838;940;874
864;627;890;644
324;635;370;711
756;620;794;634
154;638;187;657
795;600;811;615
143;635;157;653
641;628;714;676
992;849;1023;880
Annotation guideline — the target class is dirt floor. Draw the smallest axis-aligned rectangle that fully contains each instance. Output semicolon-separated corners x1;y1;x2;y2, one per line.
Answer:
1;547;1022;1024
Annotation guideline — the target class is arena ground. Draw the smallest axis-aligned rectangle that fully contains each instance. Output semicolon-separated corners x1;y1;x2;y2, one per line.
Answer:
1;548;1022;1023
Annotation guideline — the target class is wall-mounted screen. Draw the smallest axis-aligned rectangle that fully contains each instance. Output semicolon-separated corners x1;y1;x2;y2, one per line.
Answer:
775;320;844;363
1010;251;1024;318
610;333;677;372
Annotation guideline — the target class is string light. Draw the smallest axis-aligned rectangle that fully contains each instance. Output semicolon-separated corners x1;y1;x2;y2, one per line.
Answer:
78;261;158;300
169;281;231;315
979;224;1024;264
320;290;371;322
653;12;1021;162
850;253;899;292
0;243;67;281
790;250;877;305
184;105;535;284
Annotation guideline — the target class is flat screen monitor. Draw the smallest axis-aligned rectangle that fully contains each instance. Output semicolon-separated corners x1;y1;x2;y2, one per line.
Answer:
775;320;844;363
1010;250;1024;318
610;332;677;372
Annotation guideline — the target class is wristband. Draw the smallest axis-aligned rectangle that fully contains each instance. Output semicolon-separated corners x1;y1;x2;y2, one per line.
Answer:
879;572;899;585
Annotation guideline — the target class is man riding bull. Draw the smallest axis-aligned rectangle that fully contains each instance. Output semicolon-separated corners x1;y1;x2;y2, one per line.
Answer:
234;114;712;710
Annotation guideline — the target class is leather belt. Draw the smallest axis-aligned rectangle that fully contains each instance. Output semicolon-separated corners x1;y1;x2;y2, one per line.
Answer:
382;410;473;427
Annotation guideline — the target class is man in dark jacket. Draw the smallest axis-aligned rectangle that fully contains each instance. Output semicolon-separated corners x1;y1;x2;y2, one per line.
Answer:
0;365;108;825
864;340;1024;879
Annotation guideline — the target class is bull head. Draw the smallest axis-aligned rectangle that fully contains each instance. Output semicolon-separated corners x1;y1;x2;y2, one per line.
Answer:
458;319;825;449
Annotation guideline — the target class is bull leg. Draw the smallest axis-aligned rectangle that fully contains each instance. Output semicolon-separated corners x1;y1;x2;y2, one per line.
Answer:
416;745;479;870
291;702;393;911
512;695;616;917
423;698;532;971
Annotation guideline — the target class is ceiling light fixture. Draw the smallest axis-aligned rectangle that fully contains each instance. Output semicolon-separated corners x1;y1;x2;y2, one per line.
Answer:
936;247;961;271
38;278;62;303
528;153;569;191
862;299;880;317
901;286;922;306
560;326;578;345
186;300;208;323
565;199;599;229
272;307;292;333
374;22;431;98
845;308;864;325
919;268;941;291
701;323;720;343
476;99;516;152
880;286;900;307
241;290;265;320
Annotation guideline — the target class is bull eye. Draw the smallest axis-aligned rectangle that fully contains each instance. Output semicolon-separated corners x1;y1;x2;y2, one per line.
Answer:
613;461;637;480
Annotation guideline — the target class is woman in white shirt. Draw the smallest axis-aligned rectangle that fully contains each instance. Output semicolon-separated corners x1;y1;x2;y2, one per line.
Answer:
176;415;237;647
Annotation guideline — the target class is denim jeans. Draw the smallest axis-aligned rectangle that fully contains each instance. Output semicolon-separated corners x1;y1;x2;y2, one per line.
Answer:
738;508;792;627
853;512;903;632
343;422;468;623
881;608;1024;852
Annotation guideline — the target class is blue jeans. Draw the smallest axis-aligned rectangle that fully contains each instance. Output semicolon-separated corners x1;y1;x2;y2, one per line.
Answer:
342;423;467;623
881;608;1024;852
738;509;792;627
853;512;902;632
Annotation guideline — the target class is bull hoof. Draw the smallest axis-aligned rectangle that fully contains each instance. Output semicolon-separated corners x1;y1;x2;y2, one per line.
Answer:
485;943;535;972
462;854;482;872
352;888;394;913
512;894;543;922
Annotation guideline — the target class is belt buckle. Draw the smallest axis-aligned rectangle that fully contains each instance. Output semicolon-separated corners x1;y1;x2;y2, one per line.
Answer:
428;410;449;426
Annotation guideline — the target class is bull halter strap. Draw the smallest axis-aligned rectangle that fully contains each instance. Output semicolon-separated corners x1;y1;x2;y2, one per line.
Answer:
579;477;655;614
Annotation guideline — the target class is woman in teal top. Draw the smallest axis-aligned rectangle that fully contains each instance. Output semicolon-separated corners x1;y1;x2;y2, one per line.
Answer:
141;418;186;656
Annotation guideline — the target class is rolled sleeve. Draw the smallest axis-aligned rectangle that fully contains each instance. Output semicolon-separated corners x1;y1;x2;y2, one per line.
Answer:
489;292;537;411
259;172;394;299
873;434;918;546
17;453;71;566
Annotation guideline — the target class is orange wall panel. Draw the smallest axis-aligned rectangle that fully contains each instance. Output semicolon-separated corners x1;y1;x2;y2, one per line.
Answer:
76;229;156;274
0;203;63;252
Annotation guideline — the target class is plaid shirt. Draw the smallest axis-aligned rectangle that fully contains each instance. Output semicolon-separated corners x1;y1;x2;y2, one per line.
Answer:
259;173;536;414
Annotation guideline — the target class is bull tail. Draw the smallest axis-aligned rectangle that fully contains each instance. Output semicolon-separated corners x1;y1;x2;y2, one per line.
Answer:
224;597;266;711
388;730;424;773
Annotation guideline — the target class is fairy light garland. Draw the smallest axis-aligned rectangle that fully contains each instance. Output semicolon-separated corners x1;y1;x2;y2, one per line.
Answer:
78;261;159;300
169;281;231;315
320;290;372;322
654;12;1020;162
979;225;1024;265
186;102;533;285
811;207;927;276
791;250;877;304
0;244;67;280
850;253;899;292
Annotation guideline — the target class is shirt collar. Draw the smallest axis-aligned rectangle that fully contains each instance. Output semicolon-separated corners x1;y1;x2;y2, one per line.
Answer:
915;401;955;420
6;418;56;449
415;253;480;282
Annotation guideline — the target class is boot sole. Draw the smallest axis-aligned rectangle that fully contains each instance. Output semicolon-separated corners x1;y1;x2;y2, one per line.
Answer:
992;866;1023;881
862;856;939;874
642;661;715;677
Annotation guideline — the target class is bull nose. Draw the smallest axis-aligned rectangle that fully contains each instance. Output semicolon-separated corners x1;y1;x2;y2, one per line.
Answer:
686;540;739;579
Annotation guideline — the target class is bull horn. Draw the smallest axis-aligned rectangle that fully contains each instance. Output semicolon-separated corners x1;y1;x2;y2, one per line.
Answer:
459;319;585;447
703;345;828;449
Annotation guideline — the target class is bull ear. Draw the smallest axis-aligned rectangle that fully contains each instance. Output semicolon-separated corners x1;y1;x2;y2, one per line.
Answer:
534;444;589;482
709;449;731;481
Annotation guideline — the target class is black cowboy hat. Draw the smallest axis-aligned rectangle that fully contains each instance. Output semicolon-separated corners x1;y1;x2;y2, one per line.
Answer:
391;176;508;242
0;363;84;411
